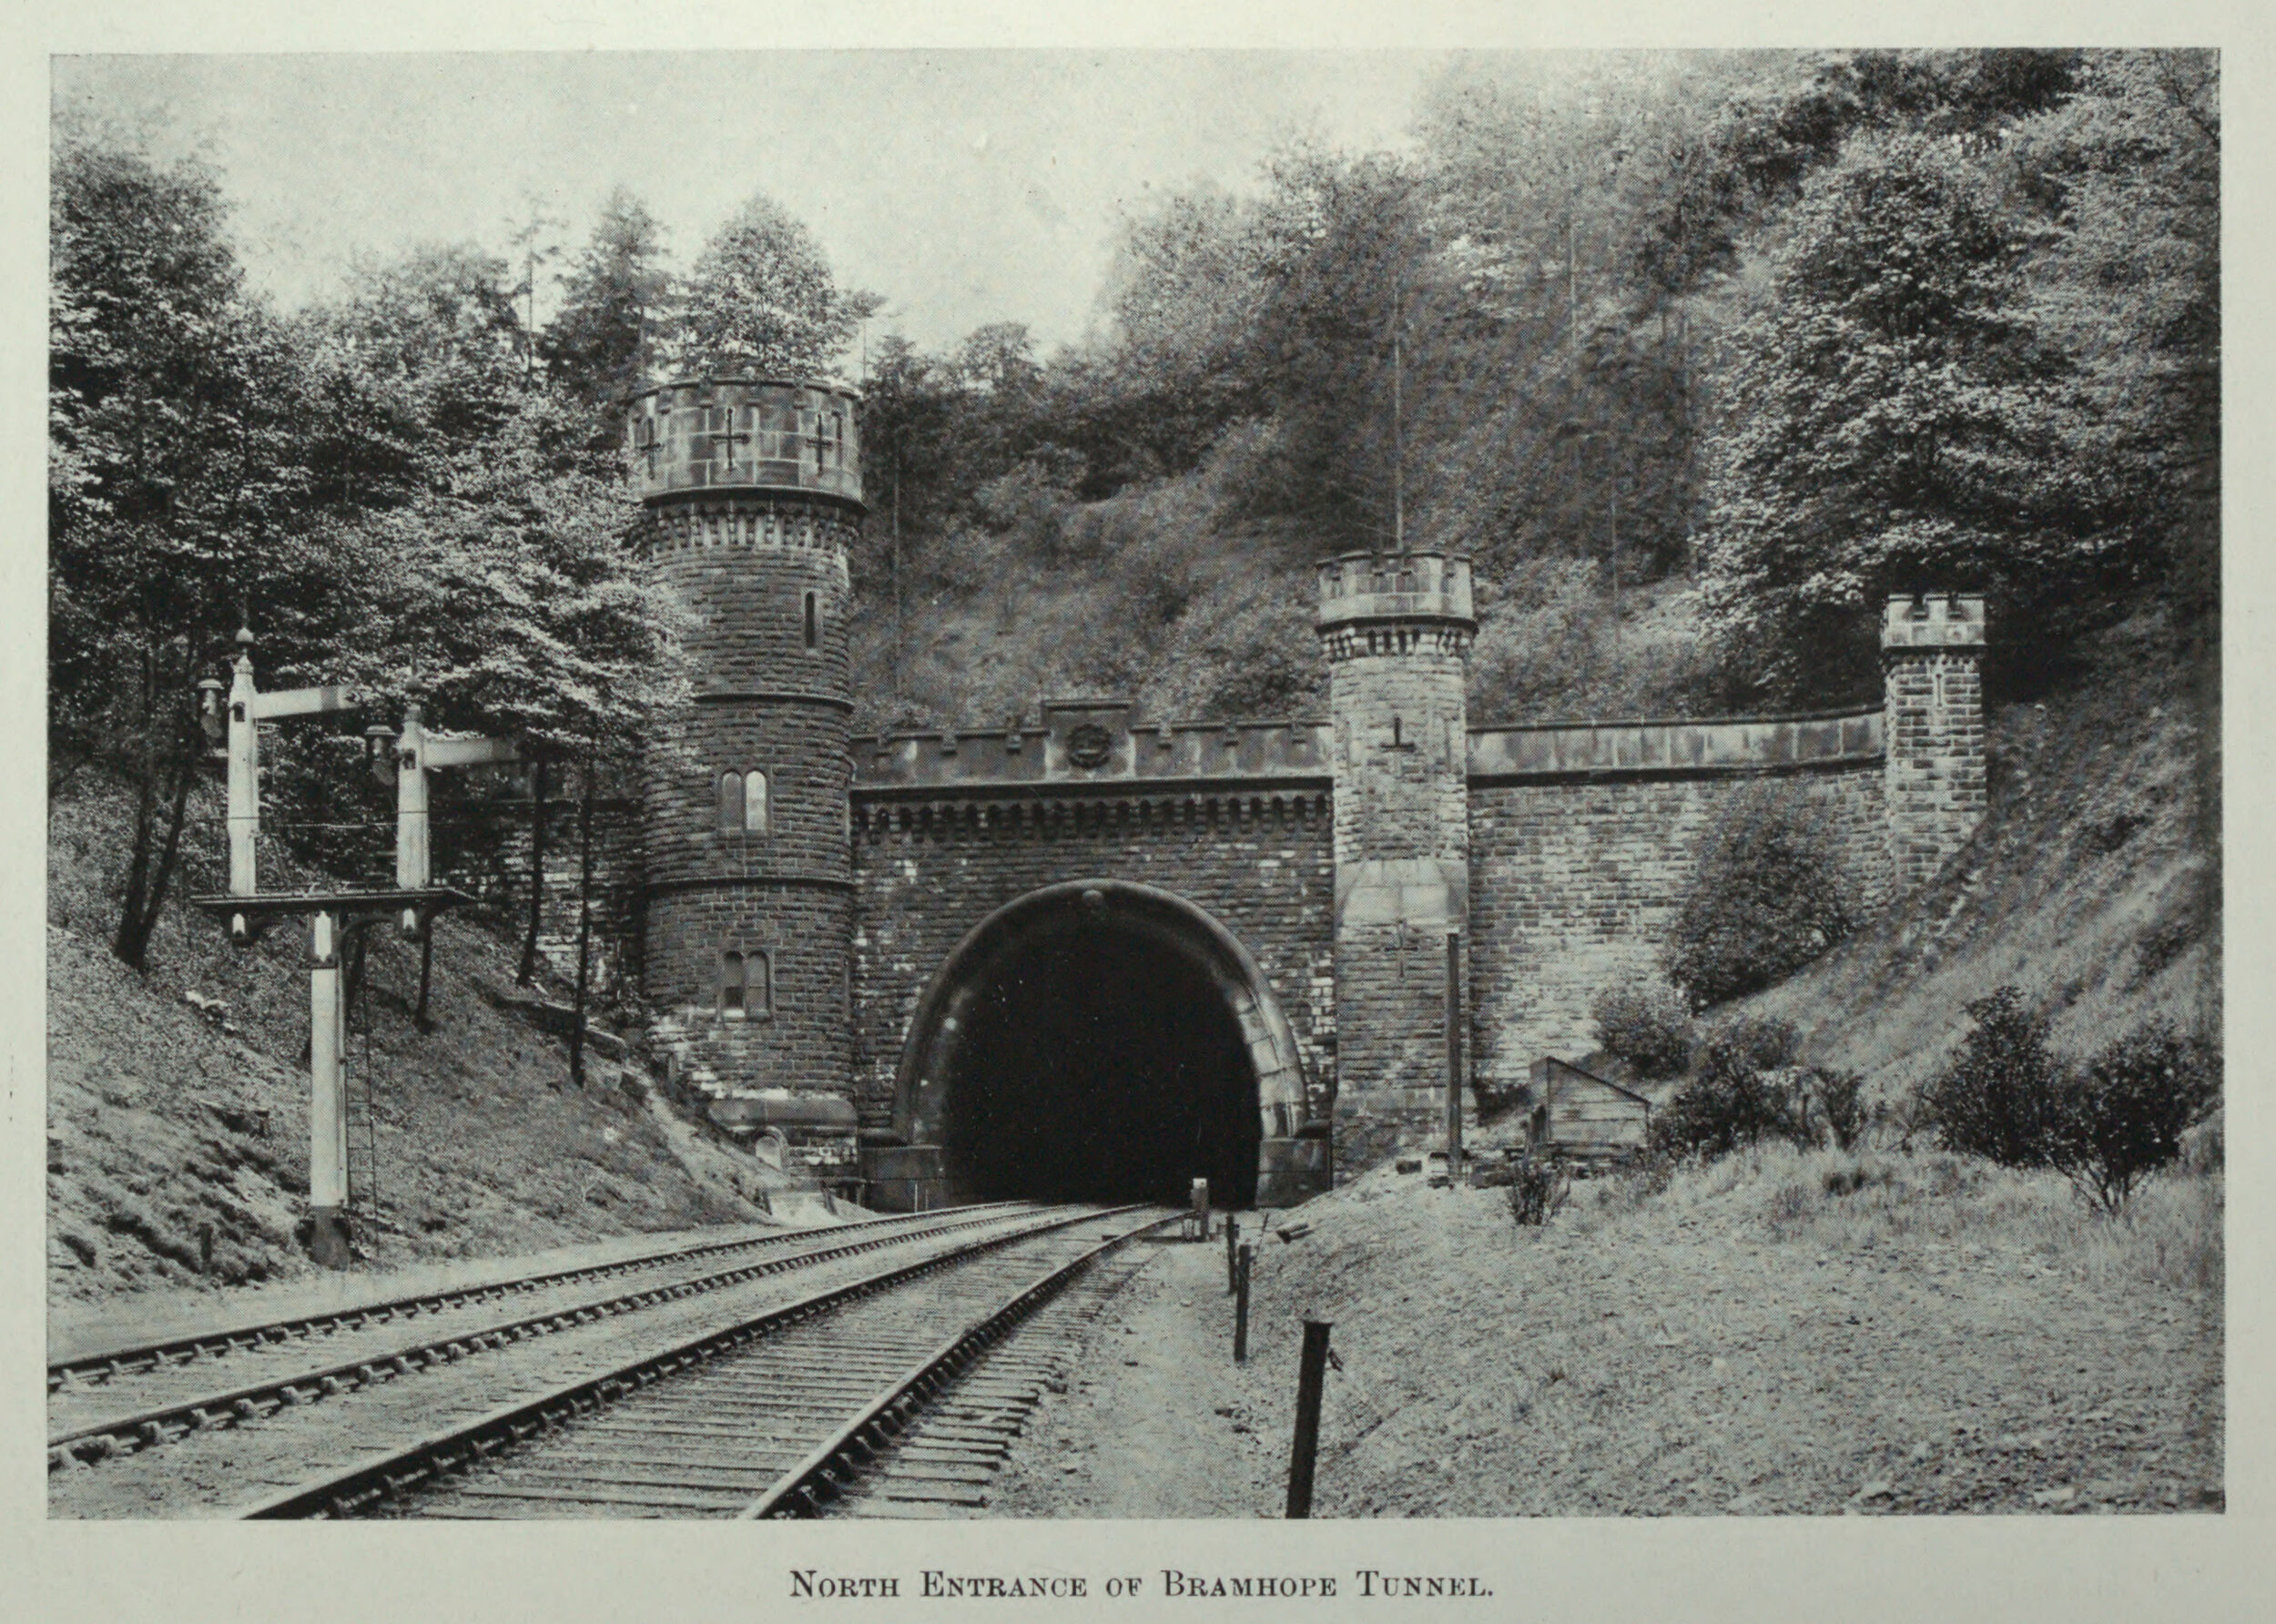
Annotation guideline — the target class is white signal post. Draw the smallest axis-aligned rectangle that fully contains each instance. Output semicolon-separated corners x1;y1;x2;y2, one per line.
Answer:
193;633;472;1270
309;908;349;1220
389;701;520;938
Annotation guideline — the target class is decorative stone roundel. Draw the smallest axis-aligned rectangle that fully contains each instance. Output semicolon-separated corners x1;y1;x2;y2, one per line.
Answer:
1066;723;1113;769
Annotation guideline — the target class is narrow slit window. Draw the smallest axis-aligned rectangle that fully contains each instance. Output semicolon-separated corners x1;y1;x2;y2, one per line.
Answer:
803;591;819;650
746;950;772;1016
716;770;743;832
743;769;767;835
720;950;745;1015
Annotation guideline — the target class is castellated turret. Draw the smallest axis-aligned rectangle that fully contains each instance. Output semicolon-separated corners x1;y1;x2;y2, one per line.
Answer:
1316;549;1476;1146
631;377;863;1172
1882;592;1988;895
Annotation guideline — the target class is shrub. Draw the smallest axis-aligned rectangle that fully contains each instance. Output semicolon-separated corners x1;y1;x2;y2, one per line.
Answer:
1707;1013;1800;1071
1812;1067;1868;1152
1919;986;2063;1167
2047;1024;2220;1214
1648;1027;1807;1161
1664;785;1856;1011
1505;1152;1570;1226
1590;978;1692;1080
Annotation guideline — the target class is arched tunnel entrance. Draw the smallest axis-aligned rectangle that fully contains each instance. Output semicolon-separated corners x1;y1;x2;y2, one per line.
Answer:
881;881;1324;1212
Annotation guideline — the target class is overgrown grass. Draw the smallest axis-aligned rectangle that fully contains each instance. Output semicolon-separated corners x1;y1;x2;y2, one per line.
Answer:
1574;1141;2220;1293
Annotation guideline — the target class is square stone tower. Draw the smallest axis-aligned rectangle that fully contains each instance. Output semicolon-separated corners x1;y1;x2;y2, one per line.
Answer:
1316;550;1476;1162
1882;592;1989;893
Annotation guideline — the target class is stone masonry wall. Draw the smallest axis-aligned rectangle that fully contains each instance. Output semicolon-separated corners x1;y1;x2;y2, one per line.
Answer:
1326;641;1471;1142
1465;762;1887;1093
638;487;857;1136
1885;649;1986;893
849;790;1337;1134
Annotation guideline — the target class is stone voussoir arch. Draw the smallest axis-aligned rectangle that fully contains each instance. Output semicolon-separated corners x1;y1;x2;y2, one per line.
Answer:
890;878;1310;1165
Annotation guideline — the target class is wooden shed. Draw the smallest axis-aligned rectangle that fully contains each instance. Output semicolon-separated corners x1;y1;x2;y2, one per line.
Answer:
1526;1057;1652;1159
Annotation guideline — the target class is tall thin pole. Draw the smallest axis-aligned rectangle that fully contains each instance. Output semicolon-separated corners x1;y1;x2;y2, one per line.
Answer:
891;456;904;701
1445;931;1463;1180
1391;284;1404;550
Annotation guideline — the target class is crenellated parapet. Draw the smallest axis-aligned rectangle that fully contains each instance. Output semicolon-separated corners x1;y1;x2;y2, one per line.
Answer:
854;698;1332;795
627;376;862;509
1315;549;1476;661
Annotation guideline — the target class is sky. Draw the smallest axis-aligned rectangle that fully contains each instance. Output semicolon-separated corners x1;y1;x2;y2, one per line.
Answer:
52;52;1455;357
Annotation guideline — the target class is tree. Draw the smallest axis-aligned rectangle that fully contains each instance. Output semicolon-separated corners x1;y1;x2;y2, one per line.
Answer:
2047;1022;2218;1213
2013;50;2219;615
541;188;676;420
50;135;376;967
344;390;690;1072
668;192;865;379
320;244;526;453
1695;132;2120;702
1920;985;2064;1167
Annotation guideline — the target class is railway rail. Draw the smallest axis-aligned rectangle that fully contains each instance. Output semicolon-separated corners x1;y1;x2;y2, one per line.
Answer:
48;1202;1041;1471
231;1203;1176;1519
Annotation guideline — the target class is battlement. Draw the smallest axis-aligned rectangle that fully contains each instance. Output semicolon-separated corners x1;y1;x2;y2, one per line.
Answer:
1881;592;1986;652
854;700;1333;792
1315;549;1476;634
627;377;863;509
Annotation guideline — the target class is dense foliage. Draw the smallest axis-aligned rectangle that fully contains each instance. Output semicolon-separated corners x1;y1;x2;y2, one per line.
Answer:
1923;989;2218;1211
1589;977;1693;1079
49;49;2220;986
1663;786;1856;1011
1920;985;2065;1167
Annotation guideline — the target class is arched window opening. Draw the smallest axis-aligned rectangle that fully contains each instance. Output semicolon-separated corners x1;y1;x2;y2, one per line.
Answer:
720;949;772;1019
803;590;819;651
716;770;742;832
743;769;768;834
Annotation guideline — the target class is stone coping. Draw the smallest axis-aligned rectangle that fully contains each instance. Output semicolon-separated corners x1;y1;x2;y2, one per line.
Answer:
850;706;1885;789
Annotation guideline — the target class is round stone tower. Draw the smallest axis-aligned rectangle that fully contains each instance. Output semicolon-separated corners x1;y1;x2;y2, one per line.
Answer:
1316;549;1476;1165
629;377;864;1174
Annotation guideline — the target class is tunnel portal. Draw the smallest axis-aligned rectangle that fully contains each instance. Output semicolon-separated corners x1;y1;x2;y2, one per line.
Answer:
940;913;1260;1206
892;880;1313;1212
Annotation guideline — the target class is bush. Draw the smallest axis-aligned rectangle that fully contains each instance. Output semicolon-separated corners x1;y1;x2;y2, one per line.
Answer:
1505;1152;1570;1226
1919;986;2063;1167
1648;1027;1808;1161
2048;1024;2219;1214
1811;1067;1868;1152
1590;978;1692;1080
1664;785;1856;1011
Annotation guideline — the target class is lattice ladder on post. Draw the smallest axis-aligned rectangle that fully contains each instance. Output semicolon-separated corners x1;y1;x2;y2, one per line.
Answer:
343;935;383;1218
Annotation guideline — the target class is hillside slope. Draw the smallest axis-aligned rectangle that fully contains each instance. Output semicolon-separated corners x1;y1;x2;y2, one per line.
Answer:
47;776;781;1308
1745;609;2218;1096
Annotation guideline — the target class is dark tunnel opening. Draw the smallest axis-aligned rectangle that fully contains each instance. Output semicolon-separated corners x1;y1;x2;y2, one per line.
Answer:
939;917;1262;1208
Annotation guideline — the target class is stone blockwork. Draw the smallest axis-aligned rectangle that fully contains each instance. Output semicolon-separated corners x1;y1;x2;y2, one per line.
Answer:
1318;551;1476;1162
610;383;1997;1196
431;786;642;994
1466;759;1886;1091
1883;594;1988;895
849;788;1337;1133
631;378;862;1153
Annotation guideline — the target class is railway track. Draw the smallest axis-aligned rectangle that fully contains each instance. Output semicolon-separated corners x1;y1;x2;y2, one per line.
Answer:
233;1203;1176;1519
48;1203;1041;1472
